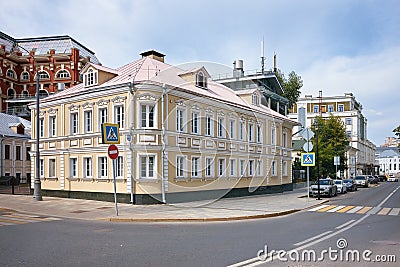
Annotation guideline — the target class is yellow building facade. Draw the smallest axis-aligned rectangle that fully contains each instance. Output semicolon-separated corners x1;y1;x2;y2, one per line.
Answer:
30;51;298;204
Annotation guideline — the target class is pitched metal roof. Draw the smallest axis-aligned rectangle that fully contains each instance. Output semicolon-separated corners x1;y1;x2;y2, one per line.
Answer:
0;113;31;138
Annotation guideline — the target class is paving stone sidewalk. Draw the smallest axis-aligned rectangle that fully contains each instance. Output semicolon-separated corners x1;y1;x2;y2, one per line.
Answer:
0;188;328;222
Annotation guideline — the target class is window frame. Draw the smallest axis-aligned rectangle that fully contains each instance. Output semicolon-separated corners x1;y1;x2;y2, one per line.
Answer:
191;111;200;134
248;159;254;176
84;110;93;133
98;156;108;179
229;158;236;177
271;160;277;176
98;108;108;131
140;103;156;129
15;146;22;161
338;104;344;112
139;154;156;179
217;116;225;138
205;114;214;136
114;105;125;129
83;157;93;178
239;120;245;141
49;158;56;178
39;118;45;138
49;116;57;137
69;158;78;178
191;156;201;178
70;112;79;135
176;108;186;133
116;156;124;178
218;158;226;178
205;157;214;178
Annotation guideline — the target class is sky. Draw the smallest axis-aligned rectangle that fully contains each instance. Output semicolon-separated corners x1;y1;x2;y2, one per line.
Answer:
1;0;399;146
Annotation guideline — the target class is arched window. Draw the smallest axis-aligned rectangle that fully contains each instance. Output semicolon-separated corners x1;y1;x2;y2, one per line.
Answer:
252;93;260;106
7;88;15;98
6;69;16;79
22;90;29;97
39;89;49;98
196;71;207;88
56;69;70;79
84;68;98;87
36;71;50;80
21;71;30;81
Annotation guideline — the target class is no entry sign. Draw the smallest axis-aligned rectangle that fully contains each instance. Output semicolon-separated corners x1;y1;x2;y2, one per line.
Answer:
108;144;119;160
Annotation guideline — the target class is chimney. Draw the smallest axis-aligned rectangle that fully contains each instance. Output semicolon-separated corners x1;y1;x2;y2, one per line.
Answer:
140;50;165;63
233;60;244;78
273;53;277;73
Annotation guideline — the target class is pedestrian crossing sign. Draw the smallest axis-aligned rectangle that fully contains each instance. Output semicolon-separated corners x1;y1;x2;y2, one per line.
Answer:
301;153;315;166
101;123;120;144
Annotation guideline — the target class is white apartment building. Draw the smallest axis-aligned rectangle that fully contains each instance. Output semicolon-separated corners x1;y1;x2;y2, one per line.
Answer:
288;92;376;177
377;148;400;177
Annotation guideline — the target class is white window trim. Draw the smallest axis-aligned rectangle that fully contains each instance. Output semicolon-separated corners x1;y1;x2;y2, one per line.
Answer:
191;111;200;134
137;153;157;180
239;159;246;177
176;155;187;179
338;104;344;112
97;156;108;179
272;160;277;176
83;110;93;133
283;161;288;176
229;119;236;140
39;159;44;177
229;158;237;177
116;156;124;178
98;108;108;131
39;117;45;138
256;123;262;143
191;156;201;178
69;157;78;178
48;158;57;178
140;103;157;129
49;115;57;137
70;112;79;135
113;105;125;129
248;159;254;177
218;158;226;178
257;159;263;176
55;69;71;79
239;120;245;141
83;157;93;178
217;116;225;138
205;114;214;136
205;157;214;178
313;105;319;113
176;108;187;133
271;126;276;145
283;129;287;147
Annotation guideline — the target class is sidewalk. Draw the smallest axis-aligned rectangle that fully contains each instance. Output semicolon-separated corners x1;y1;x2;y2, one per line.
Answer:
0;188;328;222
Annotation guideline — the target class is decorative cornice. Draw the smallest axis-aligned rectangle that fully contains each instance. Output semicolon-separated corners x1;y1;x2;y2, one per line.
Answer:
205;107;214;113
97;99;110;107
68;104;80;112
47;108;58;115
217;110;225;117
191;104;201;111
175;99;187;107
112;95;127;104
82;102;94;109
138;93;157;102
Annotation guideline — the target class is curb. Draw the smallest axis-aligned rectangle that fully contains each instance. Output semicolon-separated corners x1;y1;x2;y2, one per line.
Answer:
102;209;302;223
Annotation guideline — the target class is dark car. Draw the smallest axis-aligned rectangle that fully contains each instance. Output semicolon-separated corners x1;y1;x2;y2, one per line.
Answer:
343;179;357;191
377;175;387;182
368;175;379;184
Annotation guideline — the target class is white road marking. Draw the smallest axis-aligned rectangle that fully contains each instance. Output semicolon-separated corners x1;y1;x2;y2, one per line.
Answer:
308;204;329;211
388;208;400;216
335;219;356;229
293;231;333;246
326;205;345;212
367;206;381;215
346;206;364;213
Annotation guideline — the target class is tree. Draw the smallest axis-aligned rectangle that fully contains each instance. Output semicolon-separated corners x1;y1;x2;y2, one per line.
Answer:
393;125;400;149
275;69;303;109
311;115;349;178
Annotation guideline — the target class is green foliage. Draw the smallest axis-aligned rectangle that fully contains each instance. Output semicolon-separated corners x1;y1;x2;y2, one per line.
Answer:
275;69;303;109
311;115;349;178
393;125;400;138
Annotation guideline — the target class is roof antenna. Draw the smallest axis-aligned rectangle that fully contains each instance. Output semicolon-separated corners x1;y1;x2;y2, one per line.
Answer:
261;37;265;73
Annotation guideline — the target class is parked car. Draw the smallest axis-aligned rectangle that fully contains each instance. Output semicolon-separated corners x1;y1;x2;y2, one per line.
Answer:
387;176;399;182
334;179;347;194
377;175;387;182
343;179;357;191
354;175;369;188
367;175;379;184
309;179;338;197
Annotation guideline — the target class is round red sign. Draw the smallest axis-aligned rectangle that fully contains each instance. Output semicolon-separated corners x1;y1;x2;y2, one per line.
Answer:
108;144;119;160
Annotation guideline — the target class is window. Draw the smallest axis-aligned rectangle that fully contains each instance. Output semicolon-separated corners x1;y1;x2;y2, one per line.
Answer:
346;118;352;125
346;131;352;138
283;130;287;147
4;145;10;159
229;119;236;139
239;121;245;140
191;157;200;178
240;159;246;176
49;159;56;177
39;118;44;137
328;105;334;112
257;160;262;176
7;88;15;98
21;71;30;80
252;93;259;106
40;159;44;177
283;161;288;176
85;69;97;86
205;158;214;177
229;159;236;177
248;122;254;142
191;112;199;134
116;156;124;177
37;71;50;80
271;127;276;145
140;104;155;128
49;116;56;137
176;109;185;132
313;105;319;113
218;158;226;177
205;115;213;136
338;104;344;112
70;158;77;178
321;105;326;113
140;155;155;179
16;146;21;160
256;124;262;143
196;71;207;88
70;113;78;134
217;117;225;138
114;105;124;128
98;157;108;178
56;70;70;79
99;108;108;131
83;157;92;178
176;156;184;178
22;90;29;97
272;160;277;176
26;147;31;161
249;160;254;176
6;69;16;79
84;110;93;133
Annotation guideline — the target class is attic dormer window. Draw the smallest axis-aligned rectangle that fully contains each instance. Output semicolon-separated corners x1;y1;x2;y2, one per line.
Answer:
84;68;98;87
196;71;207;88
252;93;260;106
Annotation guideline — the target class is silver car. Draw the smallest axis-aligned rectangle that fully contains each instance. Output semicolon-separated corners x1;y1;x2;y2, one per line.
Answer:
354;175;369;188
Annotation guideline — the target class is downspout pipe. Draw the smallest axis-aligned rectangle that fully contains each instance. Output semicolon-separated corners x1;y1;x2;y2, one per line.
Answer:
161;84;166;203
129;82;136;204
0;134;5;177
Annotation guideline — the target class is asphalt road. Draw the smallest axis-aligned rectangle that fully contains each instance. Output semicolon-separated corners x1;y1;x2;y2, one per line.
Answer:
0;182;398;267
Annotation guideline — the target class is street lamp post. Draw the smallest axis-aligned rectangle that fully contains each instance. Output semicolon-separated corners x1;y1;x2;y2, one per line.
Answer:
314;120;320;200
14;45;42;200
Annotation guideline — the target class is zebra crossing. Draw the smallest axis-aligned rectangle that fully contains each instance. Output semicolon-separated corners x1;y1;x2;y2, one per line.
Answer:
308;204;400;216
0;211;61;227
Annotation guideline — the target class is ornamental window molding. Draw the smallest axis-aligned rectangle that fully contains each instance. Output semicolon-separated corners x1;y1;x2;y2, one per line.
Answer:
205;107;214;114
39;110;46;117
137;93;157;102
97;99;110;107
112;95;127;104
217;110;225;117
68;104;80;112
175;99;187;107
47;108;58;115
82;102;94;110
191;104;201;111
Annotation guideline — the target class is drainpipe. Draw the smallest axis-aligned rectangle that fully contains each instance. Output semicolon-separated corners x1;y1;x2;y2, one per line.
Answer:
129;82;136;204
0;134;5;177
161;84;166;203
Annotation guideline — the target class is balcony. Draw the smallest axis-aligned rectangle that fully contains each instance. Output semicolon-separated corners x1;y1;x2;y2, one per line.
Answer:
5;92;49;103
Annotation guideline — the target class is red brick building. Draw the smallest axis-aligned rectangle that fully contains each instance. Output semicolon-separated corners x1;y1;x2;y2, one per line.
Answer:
0;31;100;118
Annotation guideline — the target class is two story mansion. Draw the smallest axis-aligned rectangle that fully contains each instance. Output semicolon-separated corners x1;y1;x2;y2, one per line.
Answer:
30;50;298;204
